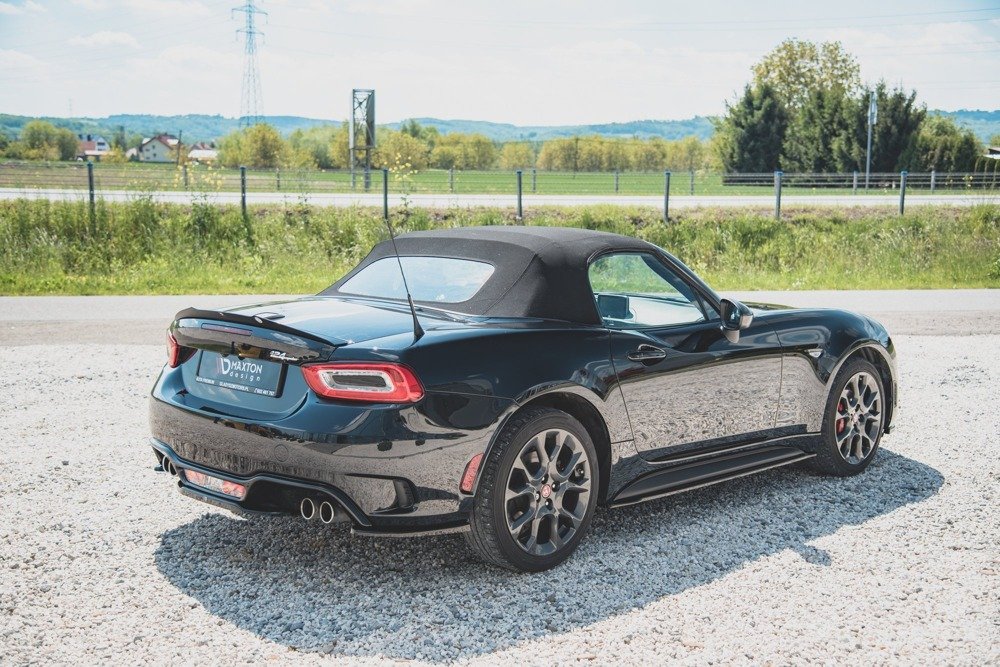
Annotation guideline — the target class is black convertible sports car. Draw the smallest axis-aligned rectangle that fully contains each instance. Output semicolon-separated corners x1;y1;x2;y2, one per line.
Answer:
150;226;897;571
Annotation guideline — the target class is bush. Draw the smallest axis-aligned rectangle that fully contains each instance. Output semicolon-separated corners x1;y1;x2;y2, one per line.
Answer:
0;199;996;294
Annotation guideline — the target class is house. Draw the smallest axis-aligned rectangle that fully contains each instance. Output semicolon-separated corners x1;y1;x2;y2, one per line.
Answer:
137;134;180;163
76;133;110;160
187;142;218;164
986;146;1000;161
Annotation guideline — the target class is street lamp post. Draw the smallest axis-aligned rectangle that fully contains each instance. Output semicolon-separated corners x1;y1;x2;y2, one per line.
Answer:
865;91;877;191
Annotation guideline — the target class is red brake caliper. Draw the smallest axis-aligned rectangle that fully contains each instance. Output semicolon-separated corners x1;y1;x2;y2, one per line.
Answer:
836;399;847;434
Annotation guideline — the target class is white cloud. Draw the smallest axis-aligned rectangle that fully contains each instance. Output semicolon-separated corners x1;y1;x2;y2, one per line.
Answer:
69;0;110;8
121;0;209;16
0;0;46;14
69;30;140;48
0;48;47;73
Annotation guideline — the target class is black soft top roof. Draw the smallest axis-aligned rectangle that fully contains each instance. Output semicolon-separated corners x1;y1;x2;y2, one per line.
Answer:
323;226;661;324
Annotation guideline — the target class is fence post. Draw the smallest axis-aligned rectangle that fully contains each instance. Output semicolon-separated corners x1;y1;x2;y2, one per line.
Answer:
449;168;454;193
930;169;936;193
86;161;95;222
774;170;783;220
899;170;907;215
240;166;247;219
276;168;281;191
663;170;671;223
182;163;189;189
852;170;858;195
516;169;523;222
614;169;619;194
382;168;389;222
690;169;695;196
531;168;537;193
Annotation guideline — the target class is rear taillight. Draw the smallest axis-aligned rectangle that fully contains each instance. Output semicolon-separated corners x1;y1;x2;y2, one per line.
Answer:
301;362;424;403
166;331;194;368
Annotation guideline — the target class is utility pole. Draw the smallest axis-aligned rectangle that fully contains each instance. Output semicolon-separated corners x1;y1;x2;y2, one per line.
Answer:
176;130;183;167
233;1;265;127
865;91;877;191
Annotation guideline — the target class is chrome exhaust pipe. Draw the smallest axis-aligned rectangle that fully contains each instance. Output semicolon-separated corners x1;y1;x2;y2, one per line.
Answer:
300;497;316;521
319;501;336;524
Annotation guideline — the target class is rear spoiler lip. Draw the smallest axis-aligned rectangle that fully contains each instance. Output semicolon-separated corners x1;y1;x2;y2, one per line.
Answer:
172;307;349;348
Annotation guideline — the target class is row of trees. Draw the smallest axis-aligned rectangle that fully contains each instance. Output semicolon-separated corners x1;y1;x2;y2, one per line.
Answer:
216;121;719;172
716;39;989;173
0;120;80;161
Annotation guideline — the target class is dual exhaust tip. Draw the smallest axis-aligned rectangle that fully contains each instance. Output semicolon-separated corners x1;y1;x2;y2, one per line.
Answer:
300;497;338;524
162;457;178;476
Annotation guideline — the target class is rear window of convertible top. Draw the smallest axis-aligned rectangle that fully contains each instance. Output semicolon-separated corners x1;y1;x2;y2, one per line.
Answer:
338;256;496;304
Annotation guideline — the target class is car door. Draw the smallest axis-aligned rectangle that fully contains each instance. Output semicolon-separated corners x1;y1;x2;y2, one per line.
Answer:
590;252;784;461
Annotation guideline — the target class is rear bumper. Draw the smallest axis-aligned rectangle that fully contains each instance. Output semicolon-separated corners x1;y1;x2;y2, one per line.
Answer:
149;370;515;534
151;439;471;535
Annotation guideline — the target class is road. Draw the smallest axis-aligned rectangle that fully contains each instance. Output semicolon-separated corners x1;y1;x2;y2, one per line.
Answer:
1;289;996;346
0;186;995;208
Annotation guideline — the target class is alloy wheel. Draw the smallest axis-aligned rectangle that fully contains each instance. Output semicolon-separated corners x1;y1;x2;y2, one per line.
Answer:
504;428;592;556
834;371;883;464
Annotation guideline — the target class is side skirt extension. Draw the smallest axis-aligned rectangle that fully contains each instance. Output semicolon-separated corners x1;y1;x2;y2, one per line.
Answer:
610;445;815;507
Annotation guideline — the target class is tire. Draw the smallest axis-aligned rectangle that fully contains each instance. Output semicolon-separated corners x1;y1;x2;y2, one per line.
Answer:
810;358;886;476
465;407;600;572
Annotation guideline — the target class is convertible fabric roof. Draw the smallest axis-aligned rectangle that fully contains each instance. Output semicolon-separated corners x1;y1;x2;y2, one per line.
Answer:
323;226;660;324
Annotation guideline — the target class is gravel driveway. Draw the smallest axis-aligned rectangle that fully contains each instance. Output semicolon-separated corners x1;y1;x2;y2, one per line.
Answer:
1;334;997;664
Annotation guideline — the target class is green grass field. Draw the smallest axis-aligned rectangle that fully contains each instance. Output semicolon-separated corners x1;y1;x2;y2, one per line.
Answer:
1;160;996;196
0;198;997;295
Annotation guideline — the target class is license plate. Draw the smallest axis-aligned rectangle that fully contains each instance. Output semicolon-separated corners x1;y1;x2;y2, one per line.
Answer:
196;351;283;397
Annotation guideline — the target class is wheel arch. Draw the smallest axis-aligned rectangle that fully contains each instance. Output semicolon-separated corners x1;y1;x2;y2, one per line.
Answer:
830;342;897;432
480;388;614;505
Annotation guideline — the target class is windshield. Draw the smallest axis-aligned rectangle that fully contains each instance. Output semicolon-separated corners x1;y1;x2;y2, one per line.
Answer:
338;256;496;304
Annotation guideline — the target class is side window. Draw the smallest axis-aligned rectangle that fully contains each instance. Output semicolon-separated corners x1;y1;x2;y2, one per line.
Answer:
589;253;706;328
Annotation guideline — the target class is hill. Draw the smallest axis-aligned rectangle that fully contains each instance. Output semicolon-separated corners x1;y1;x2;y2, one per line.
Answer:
383;117;718;141
1;110;997;144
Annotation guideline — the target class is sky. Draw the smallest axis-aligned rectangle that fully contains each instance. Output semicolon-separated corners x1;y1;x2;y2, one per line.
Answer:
0;0;998;125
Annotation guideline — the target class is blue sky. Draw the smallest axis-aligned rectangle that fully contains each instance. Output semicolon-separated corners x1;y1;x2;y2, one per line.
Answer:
1;0;998;124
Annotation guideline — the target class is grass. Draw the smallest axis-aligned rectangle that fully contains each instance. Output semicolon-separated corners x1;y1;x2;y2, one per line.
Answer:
0;197;997;295
1;160;996;196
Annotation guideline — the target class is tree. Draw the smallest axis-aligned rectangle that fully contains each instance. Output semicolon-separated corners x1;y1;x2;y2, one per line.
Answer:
752;39;860;111
714;83;788;172
915;116;983;172
833;83;925;172
537;137;580;171
629;138;668;171
218;123;288;168
374;130;429;170
499;142;535;169
428;133;496;170
17;120;79;161
666;136;708;172
782;86;850;172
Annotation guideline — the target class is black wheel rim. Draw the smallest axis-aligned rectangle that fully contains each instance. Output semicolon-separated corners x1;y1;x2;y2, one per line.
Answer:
504;428;592;556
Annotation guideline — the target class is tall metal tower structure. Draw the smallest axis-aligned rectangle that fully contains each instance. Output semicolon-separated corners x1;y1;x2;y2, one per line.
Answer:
349;89;376;190
233;1;265;127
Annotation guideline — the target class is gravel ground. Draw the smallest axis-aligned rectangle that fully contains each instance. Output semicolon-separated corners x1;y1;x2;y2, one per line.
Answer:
1;335;997;665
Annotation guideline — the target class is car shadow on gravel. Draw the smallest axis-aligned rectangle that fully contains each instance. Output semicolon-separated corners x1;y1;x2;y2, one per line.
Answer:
154;447;942;662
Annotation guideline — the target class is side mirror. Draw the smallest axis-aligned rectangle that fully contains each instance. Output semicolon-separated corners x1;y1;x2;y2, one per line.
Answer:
720;298;753;342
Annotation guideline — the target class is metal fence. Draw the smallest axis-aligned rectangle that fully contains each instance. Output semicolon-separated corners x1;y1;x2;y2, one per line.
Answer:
1;160;997;196
1;161;997;222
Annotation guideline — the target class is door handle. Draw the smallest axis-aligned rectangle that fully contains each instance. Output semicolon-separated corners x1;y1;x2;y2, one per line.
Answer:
627;344;667;362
